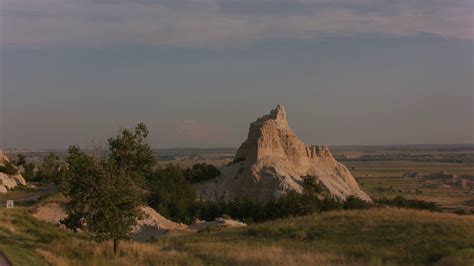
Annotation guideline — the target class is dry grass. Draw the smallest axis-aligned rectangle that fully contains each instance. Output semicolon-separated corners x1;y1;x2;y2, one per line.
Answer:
35;238;200;266
1;207;473;265
182;242;346;266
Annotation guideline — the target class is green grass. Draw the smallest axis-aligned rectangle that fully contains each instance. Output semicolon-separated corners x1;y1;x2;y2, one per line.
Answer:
1;206;472;265
0;206;84;265
160;208;474;265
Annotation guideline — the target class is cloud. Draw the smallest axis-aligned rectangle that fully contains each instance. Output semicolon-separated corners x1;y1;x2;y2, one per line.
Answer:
1;0;472;47
176;120;230;142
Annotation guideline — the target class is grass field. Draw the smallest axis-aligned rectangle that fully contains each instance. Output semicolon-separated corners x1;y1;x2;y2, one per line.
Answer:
349;161;474;212
1;205;473;265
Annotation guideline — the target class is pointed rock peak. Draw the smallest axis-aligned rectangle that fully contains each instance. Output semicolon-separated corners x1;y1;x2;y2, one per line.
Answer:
270;104;286;120
256;104;289;127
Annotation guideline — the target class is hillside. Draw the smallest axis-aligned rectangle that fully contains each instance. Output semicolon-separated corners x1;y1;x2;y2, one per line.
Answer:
1;206;472;265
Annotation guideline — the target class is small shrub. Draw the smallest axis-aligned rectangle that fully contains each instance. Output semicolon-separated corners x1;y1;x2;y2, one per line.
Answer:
184;163;221;183
0;161;19;175
343;196;372;209
374;196;440;211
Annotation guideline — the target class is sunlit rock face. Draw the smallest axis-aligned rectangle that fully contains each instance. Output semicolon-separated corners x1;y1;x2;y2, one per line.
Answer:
195;105;372;203
0;150;26;193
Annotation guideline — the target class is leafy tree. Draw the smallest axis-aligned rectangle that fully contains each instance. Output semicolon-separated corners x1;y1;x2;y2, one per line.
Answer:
108;122;155;183
148;164;197;223
22;162;36;181
14;154;26;167
184;163;221;183
300;176;323;214
35;152;66;184
62;123;154;255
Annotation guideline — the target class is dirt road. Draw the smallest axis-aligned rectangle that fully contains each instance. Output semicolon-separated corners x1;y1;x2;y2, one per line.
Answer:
0;252;11;266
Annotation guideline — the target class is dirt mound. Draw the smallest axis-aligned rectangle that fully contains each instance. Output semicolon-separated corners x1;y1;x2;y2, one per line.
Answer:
195;104;371;203
189;217;247;231
32;203;67;225
132;206;189;241
31;203;189;241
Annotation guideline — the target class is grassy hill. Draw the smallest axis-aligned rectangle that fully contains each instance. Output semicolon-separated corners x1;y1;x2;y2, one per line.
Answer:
1;206;473;265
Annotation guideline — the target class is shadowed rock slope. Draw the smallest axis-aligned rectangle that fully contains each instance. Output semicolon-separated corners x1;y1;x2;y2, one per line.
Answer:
196;105;371;203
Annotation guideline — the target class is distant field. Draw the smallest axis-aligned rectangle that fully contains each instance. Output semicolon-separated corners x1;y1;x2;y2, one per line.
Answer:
0;206;473;265
5;144;474;211
346;161;474;212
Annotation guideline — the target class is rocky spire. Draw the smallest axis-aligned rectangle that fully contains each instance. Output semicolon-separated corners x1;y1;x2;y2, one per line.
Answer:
196;104;372;203
255;104;288;127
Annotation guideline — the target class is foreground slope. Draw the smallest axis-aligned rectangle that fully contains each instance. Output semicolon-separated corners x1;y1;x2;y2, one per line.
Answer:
1;206;473;265
197;104;371;202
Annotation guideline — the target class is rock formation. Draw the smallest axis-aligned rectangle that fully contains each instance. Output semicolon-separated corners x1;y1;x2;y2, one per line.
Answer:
195;104;371;203
32;203;190;241
0;150;27;193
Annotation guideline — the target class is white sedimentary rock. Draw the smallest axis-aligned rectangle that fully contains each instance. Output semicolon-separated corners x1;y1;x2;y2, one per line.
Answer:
0;150;27;193
195;104;372;203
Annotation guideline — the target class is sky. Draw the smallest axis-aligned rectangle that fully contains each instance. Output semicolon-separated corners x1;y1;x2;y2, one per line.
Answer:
0;0;473;149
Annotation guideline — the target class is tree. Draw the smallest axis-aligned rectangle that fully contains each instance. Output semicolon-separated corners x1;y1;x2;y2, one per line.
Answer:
62;123;155;255
35;152;66;184
14;154;26;167
148;164;197;223
184;163;221;183
300;176;323;214
22;162;36;181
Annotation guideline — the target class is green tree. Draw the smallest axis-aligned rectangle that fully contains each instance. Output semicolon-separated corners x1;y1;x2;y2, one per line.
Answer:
148;164;197;223
184;163;221;183
62;123;155;255
14;154;26;167
35;152;66;184
300;176;323;214
343;196;371;209
22;162;36;181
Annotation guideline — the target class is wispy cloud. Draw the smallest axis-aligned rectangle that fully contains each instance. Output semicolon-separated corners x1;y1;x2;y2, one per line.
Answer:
1;0;472;47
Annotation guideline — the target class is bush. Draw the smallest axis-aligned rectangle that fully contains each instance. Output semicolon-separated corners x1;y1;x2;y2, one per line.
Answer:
321;197;343;212
343;196;372;209
22;162;36;181
374;196;439;211
184;163;221;183
34;152;66;184
148;164;198;223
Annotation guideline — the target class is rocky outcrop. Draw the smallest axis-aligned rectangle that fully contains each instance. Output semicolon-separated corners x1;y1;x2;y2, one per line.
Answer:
132;206;189;241
0;150;26;193
195;104;371;203
32;204;190;241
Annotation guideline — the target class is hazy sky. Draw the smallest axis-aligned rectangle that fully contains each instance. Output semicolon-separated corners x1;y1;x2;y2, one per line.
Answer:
1;0;473;149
